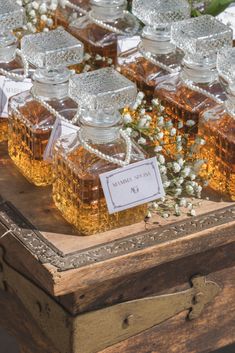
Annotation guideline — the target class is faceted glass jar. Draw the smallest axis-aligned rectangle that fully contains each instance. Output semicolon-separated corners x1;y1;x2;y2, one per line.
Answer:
8;88;78;186
155;72;226;141
154;16;233;144
53;131;147;235
55;0;90;28
198;48;235;200
53;67;148;235
69;0;139;68
0;0;25;142
118;0;190;100
7;29;84;186
199;105;235;200
0;38;26;143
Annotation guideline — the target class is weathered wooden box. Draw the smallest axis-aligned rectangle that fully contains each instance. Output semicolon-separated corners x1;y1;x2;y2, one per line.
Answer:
0;143;235;353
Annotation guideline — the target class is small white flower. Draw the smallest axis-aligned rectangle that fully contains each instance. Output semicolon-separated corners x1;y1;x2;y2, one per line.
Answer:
157;116;164;127
152;98;160;106
138;137;147;145
178;121;183;129
190;209;196;217
176;145;183;152
138;118;148;128
165;120;173;129
186;184;194;195
39;3;47;14
84;53;91;61
174;204;181;216
154;145;163;153
170;128;177;136
172;162;181;173
160;166;167;174
176;136;182;143
31;1;39;10
95;54;102;61
179;198;187;207
186;120;196;127
123;113;132;124
175;177;184;186
144;114;152;122
125;127;133;136
146;211;152;218
177;158;184;167
181;166;191;178
158;155;165;165
187;202;193;210
137;91;145;100
152;202;159;210
174;188;182;196
189;173;196;180
163;181;171;188
195;137;206;145
157;132;164;140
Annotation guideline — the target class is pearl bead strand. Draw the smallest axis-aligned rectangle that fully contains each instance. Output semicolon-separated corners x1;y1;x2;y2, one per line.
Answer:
78;128;132;167
88;10;139;36
0;49;29;81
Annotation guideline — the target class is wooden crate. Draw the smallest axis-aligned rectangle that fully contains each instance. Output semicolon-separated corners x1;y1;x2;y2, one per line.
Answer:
0;143;235;353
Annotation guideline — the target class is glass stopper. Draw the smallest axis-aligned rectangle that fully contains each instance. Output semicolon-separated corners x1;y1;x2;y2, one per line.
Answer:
171;15;233;63
0;0;25;32
21;28;84;69
132;0;190;26
70;67;137;111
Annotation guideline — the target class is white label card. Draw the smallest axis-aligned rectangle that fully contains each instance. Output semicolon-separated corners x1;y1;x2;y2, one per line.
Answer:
43;118;80;161
100;157;165;214
117;35;141;54
0;76;32;118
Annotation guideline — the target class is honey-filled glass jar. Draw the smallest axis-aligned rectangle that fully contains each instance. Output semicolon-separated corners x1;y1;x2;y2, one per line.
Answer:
8;28;84;186
53;68;148;235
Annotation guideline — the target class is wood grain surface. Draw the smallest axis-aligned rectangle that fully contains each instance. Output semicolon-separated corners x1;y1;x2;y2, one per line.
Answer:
100;267;235;353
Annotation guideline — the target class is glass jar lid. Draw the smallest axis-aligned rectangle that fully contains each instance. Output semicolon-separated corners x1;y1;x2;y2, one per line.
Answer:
132;0;190;26
0;0;25;32
21;28;84;69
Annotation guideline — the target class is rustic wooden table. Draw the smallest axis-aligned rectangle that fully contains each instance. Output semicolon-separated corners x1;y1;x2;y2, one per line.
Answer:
0;143;235;353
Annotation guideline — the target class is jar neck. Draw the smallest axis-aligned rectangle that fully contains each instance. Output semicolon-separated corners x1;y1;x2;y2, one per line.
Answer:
0;32;17;63
32;68;71;100
181;56;218;84
90;0;127;22
80;109;122;144
141;25;176;55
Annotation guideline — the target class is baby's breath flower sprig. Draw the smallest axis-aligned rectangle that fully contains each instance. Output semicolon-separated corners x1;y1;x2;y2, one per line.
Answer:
78;53;114;73
123;91;207;219
16;0;58;35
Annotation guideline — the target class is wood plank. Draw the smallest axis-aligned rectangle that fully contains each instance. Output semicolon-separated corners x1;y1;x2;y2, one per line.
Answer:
58;242;235;315
100;267;235;353
0;290;59;353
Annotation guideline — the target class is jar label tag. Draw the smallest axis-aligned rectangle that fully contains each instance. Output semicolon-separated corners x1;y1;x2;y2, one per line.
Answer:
43;117;79;161
100;157;165;214
0;76;32;118
117;35;141;54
